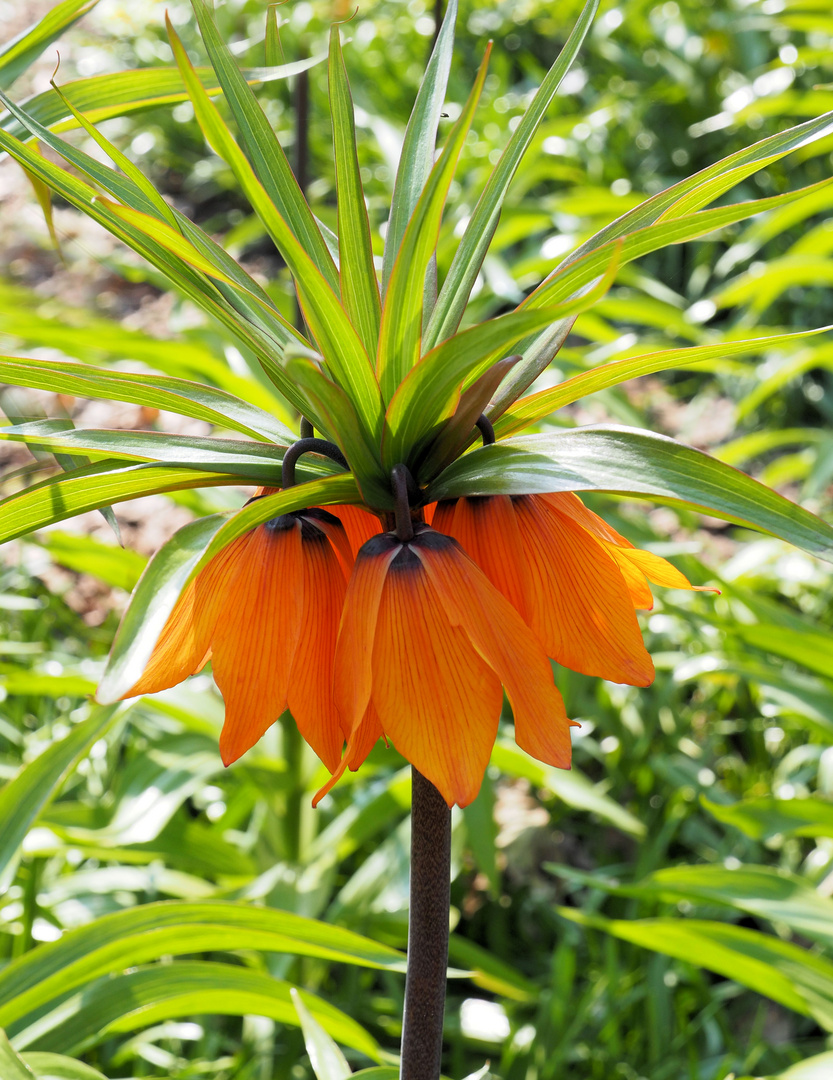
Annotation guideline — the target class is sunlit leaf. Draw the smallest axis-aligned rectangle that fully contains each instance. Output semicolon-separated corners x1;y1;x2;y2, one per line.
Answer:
427;426;833;563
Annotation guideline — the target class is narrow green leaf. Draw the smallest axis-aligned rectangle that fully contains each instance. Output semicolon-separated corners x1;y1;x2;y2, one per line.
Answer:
0;901;404;1031
377;47;491;401
559;908;833;1030
166;18;384;441
702;795;833;841
0;460;270;545
0;101;317;417
329;28;381;355
50;81;178;228
493;108;833;416
95;513;228;704
548;862;833;951
0;424;299;482
0;705;124;889
198;473;364;564
20;1053;108;1080
496;327;832;437
0;0;97;90
21;148;61;254
12;963;380;1060
637;865;833;950
0;59;324;140
528;179;833;315
382;0;457;296
425;0;601;350
189;0;338;290
426;426;833;563
0;123;308;412
417;356;520;479
291;988;352;1080
0;355;294;443
286;358;389;505
0;1030;34;1080
384;254;619;470
265;6;284;65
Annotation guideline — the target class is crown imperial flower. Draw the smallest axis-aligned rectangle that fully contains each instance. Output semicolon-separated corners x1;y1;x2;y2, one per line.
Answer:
317;522;575;808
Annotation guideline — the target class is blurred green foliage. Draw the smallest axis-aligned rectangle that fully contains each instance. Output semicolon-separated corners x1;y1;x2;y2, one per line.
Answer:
1;0;833;1078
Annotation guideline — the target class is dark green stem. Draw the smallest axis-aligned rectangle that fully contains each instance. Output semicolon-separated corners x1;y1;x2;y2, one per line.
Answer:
400;768;451;1080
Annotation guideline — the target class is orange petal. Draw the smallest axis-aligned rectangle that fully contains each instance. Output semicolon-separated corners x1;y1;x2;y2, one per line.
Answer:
422;502;437;526
431;500;455;534
514;496;654;686
617;546;714;592
287;524;348;772
311;701;384;807
607;547;655;610
545;491;715;601
416;531;574;771
214;519;305;765
333;533;399;741
126;533;250;697
300;508;354;578
370;542;502;807
439;496;530;620
330;504;383;557
541;491;634;547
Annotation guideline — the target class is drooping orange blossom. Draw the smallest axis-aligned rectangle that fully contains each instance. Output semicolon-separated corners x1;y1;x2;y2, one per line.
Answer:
119;486;707;807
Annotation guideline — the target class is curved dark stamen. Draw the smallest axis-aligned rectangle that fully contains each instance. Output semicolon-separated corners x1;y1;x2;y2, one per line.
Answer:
299;417;314;439
282;437;347;489
475;414;495;446
391;463;418;543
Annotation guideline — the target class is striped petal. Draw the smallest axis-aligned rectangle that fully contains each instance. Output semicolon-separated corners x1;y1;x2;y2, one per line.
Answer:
514;496;655;686
127;533;250;697
333;533;399;740
287;521;349;772
416;531;574;771
371;542;503;807
331;504;383;557
213;519;305;765
433;496;530;619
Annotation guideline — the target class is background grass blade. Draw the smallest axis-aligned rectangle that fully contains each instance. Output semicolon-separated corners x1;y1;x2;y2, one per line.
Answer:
0;1030;35;1080
0;902;404;1030
0;0;97;90
291;988;352;1080
12;963;380;1060
20;1054;109;1080
559;909;833;1031
0;705;124;890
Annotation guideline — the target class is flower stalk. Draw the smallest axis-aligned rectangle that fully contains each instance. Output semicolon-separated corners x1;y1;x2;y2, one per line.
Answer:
401;768;452;1080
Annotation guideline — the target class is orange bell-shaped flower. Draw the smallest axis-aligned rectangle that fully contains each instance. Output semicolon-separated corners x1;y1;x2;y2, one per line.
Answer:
433;492;709;687
125;507;352;772
316;523;577;809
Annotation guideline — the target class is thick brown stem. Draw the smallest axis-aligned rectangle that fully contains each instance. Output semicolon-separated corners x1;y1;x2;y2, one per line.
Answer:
400;768;451;1080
